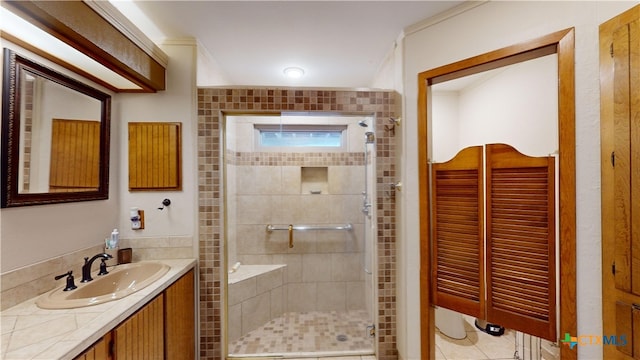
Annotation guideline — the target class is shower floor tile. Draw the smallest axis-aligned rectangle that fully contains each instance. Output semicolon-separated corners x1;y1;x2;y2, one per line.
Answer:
228;310;374;356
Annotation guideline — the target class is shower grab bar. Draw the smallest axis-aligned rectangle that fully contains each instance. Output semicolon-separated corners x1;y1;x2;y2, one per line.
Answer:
288;224;294;248
266;223;353;232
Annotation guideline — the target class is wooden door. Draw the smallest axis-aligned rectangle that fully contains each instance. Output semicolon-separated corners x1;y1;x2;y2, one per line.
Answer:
113;294;164;359
601;5;640;359
431;146;485;318
485;143;556;341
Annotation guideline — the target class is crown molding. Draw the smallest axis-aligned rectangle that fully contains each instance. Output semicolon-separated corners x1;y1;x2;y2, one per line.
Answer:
404;1;488;36
83;0;168;68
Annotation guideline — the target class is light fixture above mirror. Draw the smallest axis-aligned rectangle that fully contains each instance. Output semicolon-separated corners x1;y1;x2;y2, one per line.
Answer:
1;0;167;93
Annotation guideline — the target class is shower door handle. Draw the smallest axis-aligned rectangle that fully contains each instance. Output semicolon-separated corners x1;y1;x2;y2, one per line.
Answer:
288;224;294;248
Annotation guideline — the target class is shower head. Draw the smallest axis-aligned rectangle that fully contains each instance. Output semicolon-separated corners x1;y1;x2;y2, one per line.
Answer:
358;120;368;128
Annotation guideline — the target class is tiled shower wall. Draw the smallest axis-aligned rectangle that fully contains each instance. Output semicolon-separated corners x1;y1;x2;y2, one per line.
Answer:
228;152;367;316
197;88;398;359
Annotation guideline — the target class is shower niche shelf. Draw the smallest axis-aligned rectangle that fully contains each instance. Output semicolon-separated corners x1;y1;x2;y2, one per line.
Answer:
301;167;328;194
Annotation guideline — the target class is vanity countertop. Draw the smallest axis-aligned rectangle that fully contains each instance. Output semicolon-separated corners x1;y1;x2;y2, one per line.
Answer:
0;258;196;360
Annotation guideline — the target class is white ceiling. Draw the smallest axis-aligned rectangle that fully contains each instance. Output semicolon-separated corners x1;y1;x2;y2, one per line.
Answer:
129;1;464;88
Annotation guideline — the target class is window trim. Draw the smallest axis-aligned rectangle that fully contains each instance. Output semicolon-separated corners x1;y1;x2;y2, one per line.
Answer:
254;124;348;152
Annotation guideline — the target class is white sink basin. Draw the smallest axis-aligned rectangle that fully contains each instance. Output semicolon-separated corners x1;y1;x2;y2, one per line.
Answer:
36;262;170;309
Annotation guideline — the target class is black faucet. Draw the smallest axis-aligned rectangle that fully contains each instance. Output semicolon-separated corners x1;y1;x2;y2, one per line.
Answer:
81;253;113;282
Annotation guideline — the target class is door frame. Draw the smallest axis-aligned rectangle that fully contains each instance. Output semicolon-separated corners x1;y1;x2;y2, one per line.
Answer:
417;28;576;359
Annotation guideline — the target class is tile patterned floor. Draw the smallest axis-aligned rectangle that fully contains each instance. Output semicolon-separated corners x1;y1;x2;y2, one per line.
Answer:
228;310;374;357
287;357;375;360
288;357;376;360
436;315;517;360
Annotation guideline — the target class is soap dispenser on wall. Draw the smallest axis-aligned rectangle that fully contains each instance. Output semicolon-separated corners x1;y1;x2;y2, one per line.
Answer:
130;207;145;230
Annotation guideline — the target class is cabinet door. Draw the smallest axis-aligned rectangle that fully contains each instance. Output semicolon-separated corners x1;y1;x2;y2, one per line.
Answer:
113;294;164;359
73;333;112;360
165;269;195;360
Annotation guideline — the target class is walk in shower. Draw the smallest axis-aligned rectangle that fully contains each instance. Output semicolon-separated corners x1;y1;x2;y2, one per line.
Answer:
223;113;377;358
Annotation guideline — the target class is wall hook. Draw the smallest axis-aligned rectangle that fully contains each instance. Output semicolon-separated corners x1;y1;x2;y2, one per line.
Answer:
158;198;171;210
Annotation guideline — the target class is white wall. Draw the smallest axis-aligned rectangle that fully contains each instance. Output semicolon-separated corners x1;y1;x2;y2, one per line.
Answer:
457;55;558;157
431;92;460;163
0;40;119;272
399;1;639;359
115;40;198;240
431;54;558;162
197;41;231;87
0;39;199;273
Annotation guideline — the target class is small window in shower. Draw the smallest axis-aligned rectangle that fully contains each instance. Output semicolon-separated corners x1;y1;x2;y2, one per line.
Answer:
255;125;347;151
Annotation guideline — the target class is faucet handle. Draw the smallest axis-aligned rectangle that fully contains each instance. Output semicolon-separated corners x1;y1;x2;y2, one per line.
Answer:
98;258;109;276
54;271;77;291
54;270;72;280
84;256;89;264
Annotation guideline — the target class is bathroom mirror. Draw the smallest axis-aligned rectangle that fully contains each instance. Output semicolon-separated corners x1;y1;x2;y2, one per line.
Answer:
1;49;111;207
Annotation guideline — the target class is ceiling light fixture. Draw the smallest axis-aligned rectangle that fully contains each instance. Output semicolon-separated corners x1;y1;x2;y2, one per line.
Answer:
283;67;305;79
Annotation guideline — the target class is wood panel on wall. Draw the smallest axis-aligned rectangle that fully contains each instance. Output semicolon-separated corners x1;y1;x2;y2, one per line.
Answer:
128;122;182;191
49;119;100;192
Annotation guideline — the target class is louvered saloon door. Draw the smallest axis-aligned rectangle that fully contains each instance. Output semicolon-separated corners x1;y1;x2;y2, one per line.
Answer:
431;146;485;318
485;143;556;341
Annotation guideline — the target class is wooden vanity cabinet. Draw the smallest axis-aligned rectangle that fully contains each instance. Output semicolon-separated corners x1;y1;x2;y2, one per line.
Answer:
72;269;195;360
73;333;112;360
113;294;164;359
164;269;195;359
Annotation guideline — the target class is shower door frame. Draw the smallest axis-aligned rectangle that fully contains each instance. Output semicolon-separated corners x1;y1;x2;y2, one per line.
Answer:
220;111;380;358
196;89;398;360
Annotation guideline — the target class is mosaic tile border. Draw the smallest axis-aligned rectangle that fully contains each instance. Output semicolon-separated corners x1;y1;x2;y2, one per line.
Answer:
226;150;365;166
198;88;398;360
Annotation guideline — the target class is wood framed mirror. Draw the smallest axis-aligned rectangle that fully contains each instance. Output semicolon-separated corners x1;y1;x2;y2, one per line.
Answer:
1;49;111;207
